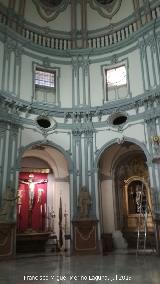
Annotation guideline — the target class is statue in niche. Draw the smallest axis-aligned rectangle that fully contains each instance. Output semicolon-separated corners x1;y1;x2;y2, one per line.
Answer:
78;186;92;218
128;181;147;214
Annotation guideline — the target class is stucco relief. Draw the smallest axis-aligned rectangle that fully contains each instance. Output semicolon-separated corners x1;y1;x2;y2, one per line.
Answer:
32;0;69;22
40;0;63;7
89;0;122;19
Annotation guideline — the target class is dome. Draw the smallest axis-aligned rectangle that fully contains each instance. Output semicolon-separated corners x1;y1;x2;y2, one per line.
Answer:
0;0;152;49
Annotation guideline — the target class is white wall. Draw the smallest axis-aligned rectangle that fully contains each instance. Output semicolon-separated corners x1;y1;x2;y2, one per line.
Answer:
17;44;158;106
0;36;154;108
21;127;43;146
20;52;72;105
59;65;72;107
90;62;104;106
128;49;144;97
20;55;34;101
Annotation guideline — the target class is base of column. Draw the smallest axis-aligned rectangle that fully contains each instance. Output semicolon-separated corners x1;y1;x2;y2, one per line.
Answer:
0;222;16;258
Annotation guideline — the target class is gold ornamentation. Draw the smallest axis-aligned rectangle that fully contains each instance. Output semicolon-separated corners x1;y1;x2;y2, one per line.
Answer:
21;168;50;173
124;176;152;216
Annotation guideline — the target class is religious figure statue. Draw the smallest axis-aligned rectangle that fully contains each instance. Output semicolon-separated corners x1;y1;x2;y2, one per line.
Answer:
37;188;44;203
78;186;92;218
17;189;23;205
20;174;47;209
135;184;145;213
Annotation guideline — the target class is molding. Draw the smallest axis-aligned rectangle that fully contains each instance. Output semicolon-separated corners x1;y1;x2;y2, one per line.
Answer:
95;136;152;167
17;140;73;173
1;86;160;119
32;0;70;22
88;0;122;19
1;89;160;139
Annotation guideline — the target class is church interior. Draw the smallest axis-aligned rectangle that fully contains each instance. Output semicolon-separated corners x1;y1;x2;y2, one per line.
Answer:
0;0;160;283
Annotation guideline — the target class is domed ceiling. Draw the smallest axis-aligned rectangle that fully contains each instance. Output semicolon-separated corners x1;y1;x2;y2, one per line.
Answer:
33;0;122;22
33;0;69;22
89;0;122;19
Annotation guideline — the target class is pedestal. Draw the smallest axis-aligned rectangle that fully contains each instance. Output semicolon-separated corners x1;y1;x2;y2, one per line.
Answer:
16;232;50;253
72;219;99;254
0;222;16;258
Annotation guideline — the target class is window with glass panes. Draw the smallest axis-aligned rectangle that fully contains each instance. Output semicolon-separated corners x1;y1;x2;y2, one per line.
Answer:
35;68;55;89
34;67;56;104
105;65;127;101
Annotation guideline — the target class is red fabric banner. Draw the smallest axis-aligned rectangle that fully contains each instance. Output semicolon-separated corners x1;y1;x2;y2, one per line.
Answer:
17;172;48;232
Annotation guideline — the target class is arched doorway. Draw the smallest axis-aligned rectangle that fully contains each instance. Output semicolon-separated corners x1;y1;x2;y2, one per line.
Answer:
16;144;70;253
98;141;154;248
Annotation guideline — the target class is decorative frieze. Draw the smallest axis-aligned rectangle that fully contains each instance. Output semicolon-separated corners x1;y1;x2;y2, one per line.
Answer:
72;125;94;137
1;88;160;125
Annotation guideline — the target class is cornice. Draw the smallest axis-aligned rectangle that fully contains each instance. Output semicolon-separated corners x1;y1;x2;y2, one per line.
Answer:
0;18;159;60
1;87;160;120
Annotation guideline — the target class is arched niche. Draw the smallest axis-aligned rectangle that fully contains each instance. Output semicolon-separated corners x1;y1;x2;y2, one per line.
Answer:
16;143;71;253
97;140;153;236
124;176;153;232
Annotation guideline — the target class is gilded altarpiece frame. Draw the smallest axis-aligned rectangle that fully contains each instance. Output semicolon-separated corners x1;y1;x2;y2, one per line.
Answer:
124;176;153;231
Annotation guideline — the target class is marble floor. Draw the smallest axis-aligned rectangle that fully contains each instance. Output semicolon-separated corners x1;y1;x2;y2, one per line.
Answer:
0;251;160;284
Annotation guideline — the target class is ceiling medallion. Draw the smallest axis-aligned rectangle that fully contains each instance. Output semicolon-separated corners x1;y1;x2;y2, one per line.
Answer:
89;0;122;19
32;0;69;22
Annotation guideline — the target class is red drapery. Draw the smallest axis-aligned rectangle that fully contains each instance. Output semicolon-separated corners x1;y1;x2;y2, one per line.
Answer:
17;172;48;232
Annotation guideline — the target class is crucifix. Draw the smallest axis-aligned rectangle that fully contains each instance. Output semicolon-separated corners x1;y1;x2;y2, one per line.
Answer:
19;174;47;231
